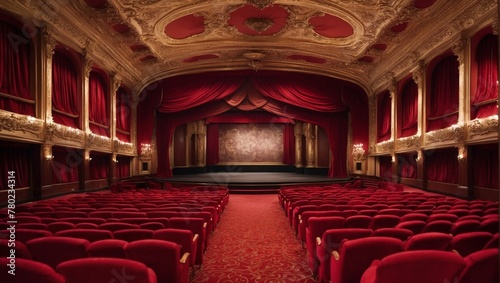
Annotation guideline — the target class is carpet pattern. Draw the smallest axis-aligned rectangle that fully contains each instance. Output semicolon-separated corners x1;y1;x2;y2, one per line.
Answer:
192;194;316;283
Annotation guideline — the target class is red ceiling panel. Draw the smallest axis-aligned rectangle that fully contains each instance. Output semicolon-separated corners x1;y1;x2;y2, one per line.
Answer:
372;43;388;50
164;14;205;39
287;54;326;64
183;54;219;63
84;0;107;9
140;55;157;62
413;0;438;9
228;4;288;35
309;14;354;38
391;22;408;33
358;56;374;63
130;44;149;52
112;23;131;34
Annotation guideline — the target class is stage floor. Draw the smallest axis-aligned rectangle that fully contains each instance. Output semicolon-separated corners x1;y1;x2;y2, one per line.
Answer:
160;172;349;189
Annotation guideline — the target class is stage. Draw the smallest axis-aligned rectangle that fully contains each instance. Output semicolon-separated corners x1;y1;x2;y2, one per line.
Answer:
156;172;352;193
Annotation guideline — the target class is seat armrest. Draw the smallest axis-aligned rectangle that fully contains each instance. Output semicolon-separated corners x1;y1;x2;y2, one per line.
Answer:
193;234;199;243
180;252;190;264
332;250;340;261
316;237;321;246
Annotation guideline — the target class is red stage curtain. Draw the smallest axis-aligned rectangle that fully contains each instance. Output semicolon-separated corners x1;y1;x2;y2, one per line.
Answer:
116;87;131;142
398;153;416;179
116;156;130;178
427;56;459;131
0;20;34;116
90;154;109;180
52;147;79;184
206;124;219;165
136;84;162;155
205;112;293;124
471;34;498;119
379;156;393;181
400;80;418;137
52;51;79;128
425;148;458;184
473;144;498;189
282;123;295;165
0;145;30;189
377;90;391;142
88;71;109;136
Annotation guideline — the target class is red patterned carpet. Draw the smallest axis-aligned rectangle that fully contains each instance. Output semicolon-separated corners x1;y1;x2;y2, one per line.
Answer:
192;194;316;283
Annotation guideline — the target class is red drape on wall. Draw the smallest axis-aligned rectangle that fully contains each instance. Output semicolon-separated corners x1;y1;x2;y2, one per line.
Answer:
379;156;393;181
116;156;130;178
0;145;30;189
88;71;109;136
0;20;34;116
52;147;79;184
377;90;391;142
427;56;459;131
398;153;417;179
116;87;131;142
473;144;498;190
206;124;219;165
136;84;162;155
400;80;418;138
425;148;458;184
150;72;365;178
90;154;109;180
471;34;498;119
52;51;80;128
282;123;295;165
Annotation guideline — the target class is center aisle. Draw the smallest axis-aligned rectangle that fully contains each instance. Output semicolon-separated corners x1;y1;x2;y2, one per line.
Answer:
192;194;316;283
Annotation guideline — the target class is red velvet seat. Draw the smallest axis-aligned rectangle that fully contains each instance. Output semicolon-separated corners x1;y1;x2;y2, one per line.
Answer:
17;223;49;230
86;239;128;258
427;213;459;223
400;213;428;222
0;258;65;283
369;215;401;230
11;228;53;244
316;228;373;283
57;257;157;283
451;220;482;235
450;231;493;256
0;239;31;259
483;233;498;249
422;219;453;234
113;229;154;242
456;248;499;283
395;220;426;234
55;228;113;242
139;222;166;230
371;228;413;241
479;218;499;234
299;210;344;245
55;211;87;218
306;216;345;274
168;217;207;266
344;215;372;228
153;228;199;268
125;239;189;283
403;232;453;251
291;204;318;233
98;222;140;232
27;236;90;268
75;222;99;229
360;250;466;283
330;236;403;283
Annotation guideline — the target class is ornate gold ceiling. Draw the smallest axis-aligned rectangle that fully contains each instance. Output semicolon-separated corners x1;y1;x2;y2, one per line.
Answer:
1;0;497;94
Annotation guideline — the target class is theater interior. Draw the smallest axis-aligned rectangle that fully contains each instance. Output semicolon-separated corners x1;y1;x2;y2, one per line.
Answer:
0;0;499;283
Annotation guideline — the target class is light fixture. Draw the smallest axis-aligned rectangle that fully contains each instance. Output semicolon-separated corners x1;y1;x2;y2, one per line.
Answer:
141;143;153;157
45;155;54;162
352;143;365;161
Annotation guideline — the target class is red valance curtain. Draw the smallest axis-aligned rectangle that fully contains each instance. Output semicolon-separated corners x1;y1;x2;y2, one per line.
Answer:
425;148;458;184
379;156;393;181
52;51;80;128
400;80;418;138
206;124;219;165
0;145;30;189
116;87;131;142
473;144;498;189
52;148;79;184
398;153;417;179
90;154;109;180
0;20;34;116
427;56;459;131
88;71;109;136
116;156;130;178
471;34;498;119
377;91;391;142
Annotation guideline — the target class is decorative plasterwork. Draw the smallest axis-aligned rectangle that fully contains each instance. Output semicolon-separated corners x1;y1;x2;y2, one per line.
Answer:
375;140;394;153
396;135;421;151
46;123;84;144
424;124;465;144
0;112;44;137
114;139;134;153
87;132;112;149
468;116;498;138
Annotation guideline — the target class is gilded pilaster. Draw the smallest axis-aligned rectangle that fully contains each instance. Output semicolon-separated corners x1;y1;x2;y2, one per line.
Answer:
412;61;425;136
452;36;467;125
196;120;206;166
186;122;197;166
389;79;397;142
42;28;57;123
304;123;316;168
294;123;303;168
82;57;93;133
110;74;121;145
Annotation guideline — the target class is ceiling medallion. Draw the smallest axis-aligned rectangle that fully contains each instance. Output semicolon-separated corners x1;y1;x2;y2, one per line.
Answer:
247;0;275;9
244;17;274;33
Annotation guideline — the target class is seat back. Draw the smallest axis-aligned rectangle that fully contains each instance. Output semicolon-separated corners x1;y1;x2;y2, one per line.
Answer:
153;228;197;266
403;232;453;251
113;229;154;242
0;258;64;283
457;248;499;283
450;231;493;257
372;228;413;241
344;215;372;228
57;257;157;283
27;236;90;269
86;239;128;258
369;215;401;230
55;229;113;242
395;220;426;234
0;239;31;259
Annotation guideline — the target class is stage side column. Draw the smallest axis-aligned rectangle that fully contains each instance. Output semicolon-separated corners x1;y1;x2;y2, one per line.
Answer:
196;120;206;167
304;123;316;168
294;123;304;169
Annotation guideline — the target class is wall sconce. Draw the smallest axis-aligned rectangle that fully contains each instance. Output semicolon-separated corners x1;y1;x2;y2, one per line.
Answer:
391;155;396;163
352;143;365;161
45;155;54;162
415;151;422;163
457;146;465;161
112;158;119;163
141;143;153;157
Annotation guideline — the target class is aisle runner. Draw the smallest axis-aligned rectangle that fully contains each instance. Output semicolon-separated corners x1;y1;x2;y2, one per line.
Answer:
192;194;316;283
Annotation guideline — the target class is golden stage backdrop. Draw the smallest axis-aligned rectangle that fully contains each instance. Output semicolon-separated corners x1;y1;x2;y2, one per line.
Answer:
219;124;283;163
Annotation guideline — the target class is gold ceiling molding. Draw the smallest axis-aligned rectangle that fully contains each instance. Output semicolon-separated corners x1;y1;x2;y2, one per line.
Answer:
247;0;276;9
244;17;275;33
